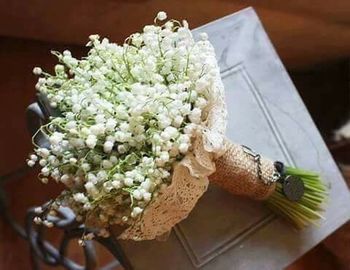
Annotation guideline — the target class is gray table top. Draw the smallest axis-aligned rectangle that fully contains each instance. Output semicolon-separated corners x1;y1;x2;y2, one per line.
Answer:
118;7;350;270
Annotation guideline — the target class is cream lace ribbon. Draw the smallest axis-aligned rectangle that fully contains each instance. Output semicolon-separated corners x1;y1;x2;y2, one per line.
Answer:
118;71;228;241
118;140;277;240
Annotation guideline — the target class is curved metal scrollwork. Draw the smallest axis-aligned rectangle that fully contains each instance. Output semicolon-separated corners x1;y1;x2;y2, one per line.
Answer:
0;166;132;270
0;100;132;270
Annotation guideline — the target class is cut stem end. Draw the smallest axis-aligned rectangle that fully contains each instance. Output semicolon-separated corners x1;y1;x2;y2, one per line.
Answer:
266;166;328;229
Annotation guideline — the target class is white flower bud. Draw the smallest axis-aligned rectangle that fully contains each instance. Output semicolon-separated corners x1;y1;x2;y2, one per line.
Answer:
84;233;95;240
89;34;100;41
179;143;189;154
182;20;189;28
103;141;114;153
83;203;92;210
55;64;65;74
97;171;108;181
30;154;38;161
95;114;105;124
156;11;167;21
117;144;127;154
49;132;64;145
63;50;71;56
102;160;113;169
184;123;196;135
66;121;76;129
105;119;117;131
41;177;49;184
33;217;42;225
69;158;77;164
78;239;86;246
41;167;50;176
85;182;98;197
195;97;208;109
60;174;70;184
131;207;143;218
143;192;152;202
90;124;105;135
27;160;35;167
73;193;88;204
86;135;97;149
164;126;178;138
34;207;43;214
81;163;91;171
124;178;134;187
39;159;47;167
103;182;113;192
87;173;98;184
81;127;90;136
132;190;142;200
140;179;152;191
159;151;169;163
160;130;171;141
173;115;183;127
72;104;82;113
38;148;50;158
33;67;42;75
111;180;122;189
110;155;118;164
189;108;202;124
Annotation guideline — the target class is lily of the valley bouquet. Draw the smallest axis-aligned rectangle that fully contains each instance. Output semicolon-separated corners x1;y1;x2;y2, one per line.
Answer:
28;12;327;242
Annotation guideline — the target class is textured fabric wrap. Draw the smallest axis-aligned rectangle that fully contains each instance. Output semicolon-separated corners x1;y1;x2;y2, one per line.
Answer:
209;141;276;200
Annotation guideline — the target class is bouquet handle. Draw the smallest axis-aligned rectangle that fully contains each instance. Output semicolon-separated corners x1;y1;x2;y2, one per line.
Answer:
209;141;328;229
209;142;277;200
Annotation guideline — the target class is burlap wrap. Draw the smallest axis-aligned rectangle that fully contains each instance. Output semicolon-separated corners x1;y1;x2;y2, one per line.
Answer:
209;142;276;200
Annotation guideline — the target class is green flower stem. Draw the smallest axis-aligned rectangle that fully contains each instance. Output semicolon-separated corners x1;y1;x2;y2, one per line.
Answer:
266;166;327;229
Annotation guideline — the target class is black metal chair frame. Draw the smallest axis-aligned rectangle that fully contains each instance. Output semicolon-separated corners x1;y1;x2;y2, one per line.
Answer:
0;94;131;270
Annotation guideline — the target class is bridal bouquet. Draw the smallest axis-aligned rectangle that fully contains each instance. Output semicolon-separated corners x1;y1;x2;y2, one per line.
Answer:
28;12;327;242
